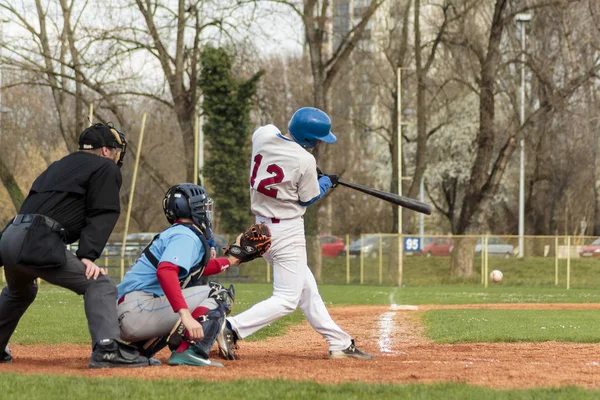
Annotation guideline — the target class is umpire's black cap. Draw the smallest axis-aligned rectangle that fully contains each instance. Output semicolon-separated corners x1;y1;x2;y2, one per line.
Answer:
78;123;126;151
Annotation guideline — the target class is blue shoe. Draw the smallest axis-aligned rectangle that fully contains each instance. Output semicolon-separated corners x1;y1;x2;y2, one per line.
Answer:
168;349;224;367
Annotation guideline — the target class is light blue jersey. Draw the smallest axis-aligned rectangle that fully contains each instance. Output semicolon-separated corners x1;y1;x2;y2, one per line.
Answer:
117;225;206;298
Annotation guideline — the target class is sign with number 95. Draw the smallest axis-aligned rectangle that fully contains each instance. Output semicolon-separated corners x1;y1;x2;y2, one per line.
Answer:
404;237;421;252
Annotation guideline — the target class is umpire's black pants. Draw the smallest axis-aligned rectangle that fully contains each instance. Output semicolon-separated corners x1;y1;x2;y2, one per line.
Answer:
0;222;120;351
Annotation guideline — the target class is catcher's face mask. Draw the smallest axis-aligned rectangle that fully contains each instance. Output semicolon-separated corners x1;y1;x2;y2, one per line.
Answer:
163;184;213;239
109;127;127;168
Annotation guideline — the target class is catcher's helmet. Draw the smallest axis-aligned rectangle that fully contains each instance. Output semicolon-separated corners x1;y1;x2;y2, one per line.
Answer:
163;184;213;239
78;123;127;168
288;107;336;148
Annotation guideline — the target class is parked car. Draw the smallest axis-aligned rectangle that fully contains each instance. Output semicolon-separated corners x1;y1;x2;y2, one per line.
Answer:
104;232;158;256
126;232;158;244
346;236;390;257
319;234;345;257
579;238;600;257
419;237;453;257
475;237;514;258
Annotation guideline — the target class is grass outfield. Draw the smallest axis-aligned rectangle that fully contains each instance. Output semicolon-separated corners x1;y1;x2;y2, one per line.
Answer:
0;374;599;400
422;309;600;343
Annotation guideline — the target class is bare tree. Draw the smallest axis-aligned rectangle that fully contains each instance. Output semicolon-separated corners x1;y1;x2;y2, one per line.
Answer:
288;0;386;281
0;0;172;195
442;0;600;276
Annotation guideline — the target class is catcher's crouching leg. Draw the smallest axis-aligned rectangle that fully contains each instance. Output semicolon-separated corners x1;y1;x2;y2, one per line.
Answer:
167;282;235;359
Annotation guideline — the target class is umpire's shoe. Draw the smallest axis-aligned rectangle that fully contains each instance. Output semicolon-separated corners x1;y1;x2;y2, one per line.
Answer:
89;339;161;368
167;349;224;367
328;340;374;359
216;319;238;360
0;346;12;363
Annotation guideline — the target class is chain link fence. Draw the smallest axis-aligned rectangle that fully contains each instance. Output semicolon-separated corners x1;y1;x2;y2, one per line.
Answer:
10;234;600;288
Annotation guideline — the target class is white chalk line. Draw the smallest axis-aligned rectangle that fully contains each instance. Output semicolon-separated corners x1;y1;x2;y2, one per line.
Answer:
377;288;418;354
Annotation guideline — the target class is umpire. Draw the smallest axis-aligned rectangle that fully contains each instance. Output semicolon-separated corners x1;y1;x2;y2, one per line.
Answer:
0;123;157;368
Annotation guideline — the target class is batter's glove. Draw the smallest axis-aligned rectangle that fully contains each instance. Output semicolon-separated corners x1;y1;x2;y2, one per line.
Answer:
317;167;339;188
224;223;272;263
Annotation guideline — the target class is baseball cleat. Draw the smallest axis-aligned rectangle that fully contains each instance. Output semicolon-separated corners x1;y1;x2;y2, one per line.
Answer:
0;346;12;363
328;340;374;360
89;339;158;368
167;349;224;367
216;319;238;360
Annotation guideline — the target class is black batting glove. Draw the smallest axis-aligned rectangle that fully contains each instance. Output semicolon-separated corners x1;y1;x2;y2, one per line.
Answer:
316;167;338;188
326;174;339;188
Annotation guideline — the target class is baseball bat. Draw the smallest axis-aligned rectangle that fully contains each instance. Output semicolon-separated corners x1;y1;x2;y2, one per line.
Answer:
337;179;432;215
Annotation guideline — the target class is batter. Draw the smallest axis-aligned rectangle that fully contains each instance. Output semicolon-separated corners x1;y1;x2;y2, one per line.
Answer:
217;107;373;360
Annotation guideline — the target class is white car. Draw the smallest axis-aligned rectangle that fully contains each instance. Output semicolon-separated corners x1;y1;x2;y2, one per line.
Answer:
474;237;514;258
103;232;158;256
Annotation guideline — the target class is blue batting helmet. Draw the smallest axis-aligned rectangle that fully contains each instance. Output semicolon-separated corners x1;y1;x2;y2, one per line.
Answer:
163;183;213;239
288;107;337;148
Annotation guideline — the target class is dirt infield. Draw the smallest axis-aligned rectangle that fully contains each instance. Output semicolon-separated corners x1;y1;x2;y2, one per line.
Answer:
2;303;600;389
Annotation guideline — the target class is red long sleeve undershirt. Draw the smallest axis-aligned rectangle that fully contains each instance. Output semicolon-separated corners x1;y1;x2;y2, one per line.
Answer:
156;257;232;312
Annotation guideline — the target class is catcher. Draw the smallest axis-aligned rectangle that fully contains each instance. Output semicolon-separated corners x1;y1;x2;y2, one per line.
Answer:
116;183;270;367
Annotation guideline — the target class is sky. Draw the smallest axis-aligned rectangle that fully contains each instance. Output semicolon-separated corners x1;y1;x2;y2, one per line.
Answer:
246;2;304;56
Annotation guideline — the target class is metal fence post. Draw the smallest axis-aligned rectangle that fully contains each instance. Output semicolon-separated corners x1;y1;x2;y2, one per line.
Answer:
266;260;270;283
360;235;364;285
567;235;571;290
378;235;383;285
481;238;485;285
484;235;489;288
554;236;558;286
345;234;350;284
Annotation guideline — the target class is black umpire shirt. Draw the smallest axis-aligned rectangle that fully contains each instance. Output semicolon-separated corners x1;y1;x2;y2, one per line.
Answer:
19;151;122;261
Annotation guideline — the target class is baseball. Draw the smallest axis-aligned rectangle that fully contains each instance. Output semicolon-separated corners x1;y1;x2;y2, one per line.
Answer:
490;269;503;283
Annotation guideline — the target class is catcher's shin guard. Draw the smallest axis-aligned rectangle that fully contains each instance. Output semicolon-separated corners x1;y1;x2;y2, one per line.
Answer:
189;308;225;359
163;284;235;354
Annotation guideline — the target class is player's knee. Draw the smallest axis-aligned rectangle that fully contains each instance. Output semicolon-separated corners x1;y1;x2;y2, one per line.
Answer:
277;296;299;314
17;282;38;304
1;280;39;304
85;275;117;297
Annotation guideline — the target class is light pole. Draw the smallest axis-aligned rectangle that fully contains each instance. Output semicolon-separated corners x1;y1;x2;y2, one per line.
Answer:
516;12;531;259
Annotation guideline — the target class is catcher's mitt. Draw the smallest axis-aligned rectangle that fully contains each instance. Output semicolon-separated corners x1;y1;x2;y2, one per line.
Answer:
225;223;271;263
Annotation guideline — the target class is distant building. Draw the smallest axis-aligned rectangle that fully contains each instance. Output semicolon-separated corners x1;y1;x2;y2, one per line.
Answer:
328;1;396;185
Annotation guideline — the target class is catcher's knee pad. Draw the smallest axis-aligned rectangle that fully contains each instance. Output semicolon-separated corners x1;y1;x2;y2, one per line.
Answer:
208;281;235;315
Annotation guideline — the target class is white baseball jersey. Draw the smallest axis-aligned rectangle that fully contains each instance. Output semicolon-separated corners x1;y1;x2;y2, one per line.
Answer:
249;124;320;220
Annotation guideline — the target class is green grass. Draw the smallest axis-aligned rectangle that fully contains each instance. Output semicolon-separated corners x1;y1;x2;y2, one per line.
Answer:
422;309;600;343
0;373;599;400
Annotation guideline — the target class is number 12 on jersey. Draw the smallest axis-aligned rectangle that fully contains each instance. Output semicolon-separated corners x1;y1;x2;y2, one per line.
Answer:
250;154;285;199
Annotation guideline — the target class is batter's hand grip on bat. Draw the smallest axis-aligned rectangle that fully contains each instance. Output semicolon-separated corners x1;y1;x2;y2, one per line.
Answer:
337;179;432;215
